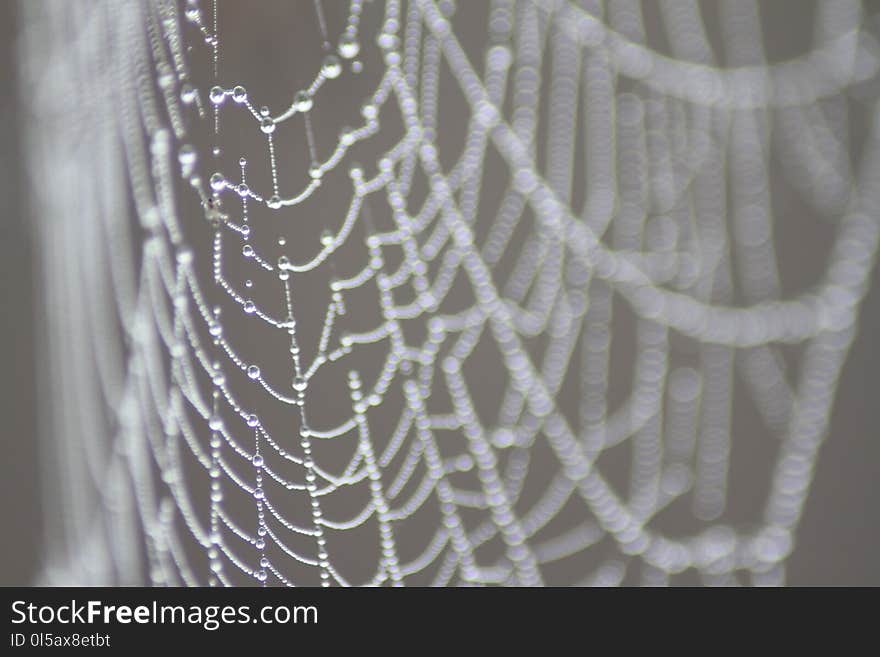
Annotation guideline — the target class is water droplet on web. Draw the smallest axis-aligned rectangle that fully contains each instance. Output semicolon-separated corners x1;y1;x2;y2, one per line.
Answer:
158;69;175;90
210;172;226;191
338;34;360;59
267;195;282;210
260;117;276;134
242;244;254;258
178;144;197;166
231;85;247;103
292;375;307;392
176;248;193;265
245;279;253;288
209;415;223;431
180;84;197;104
243;299;256;314
255;569;267;582
246;414;259;428
277;255;290;269
377;32;398;50
322;54;342;79
293;90;312;113
259;106;270;117
184;2;200;23
277;236;287;246
252;454;264;468
209;86;226;105
247;365;261;379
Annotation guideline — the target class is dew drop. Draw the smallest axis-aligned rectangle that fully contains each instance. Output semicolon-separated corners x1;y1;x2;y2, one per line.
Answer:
245;279;253;288
184;1;200;23
243;299;256;314
338;34;360;59
253;487;264;500
255;569;267;582
322;54;342;79
209;415;223;431
231;85;247;103
178;144;197;166
377;32;398;51
247;365;261;379
267;195;282;210
292;375;307;392
210;172;226;191
255;538;266;550
180;84;197;104
246;414;259;428
277;255;290;269
209;86;226;105
252;454;264;468
293;90;313;113
158;70;175;90
242;244;254;258
259;105;270;117
260;117;276;134
237;183;250;197
177;249;193;266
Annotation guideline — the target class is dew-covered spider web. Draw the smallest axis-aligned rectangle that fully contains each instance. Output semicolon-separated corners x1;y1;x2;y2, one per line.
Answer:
20;0;880;586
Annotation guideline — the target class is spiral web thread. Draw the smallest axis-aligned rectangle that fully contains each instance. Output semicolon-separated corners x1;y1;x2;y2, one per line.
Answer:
22;0;880;586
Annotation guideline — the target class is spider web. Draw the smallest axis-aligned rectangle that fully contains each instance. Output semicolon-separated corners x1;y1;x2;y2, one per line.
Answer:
21;0;880;586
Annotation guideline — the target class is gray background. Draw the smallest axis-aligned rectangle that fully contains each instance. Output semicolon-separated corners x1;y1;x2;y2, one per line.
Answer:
1;0;879;585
